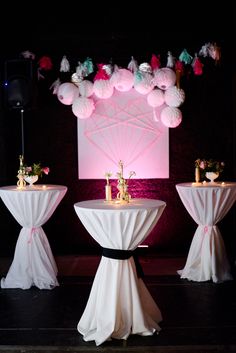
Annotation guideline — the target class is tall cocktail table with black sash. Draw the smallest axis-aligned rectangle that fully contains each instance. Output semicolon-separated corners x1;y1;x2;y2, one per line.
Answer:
74;198;166;346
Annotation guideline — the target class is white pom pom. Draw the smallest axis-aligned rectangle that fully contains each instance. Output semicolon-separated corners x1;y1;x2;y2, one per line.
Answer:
111;68;134;92
164;86;185;107
139;62;152;74
72;97;95;119
154;68;176;90
93;80;114;99
79;80;94;97
161;106;182;128
57;82;78;105
134;73;154;95
147;89;165;107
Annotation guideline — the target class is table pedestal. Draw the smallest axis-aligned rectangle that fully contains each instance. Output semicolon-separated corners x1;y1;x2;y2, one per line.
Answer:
1;227;58;289
0;184;67;290
176;182;236;283
178;224;233;283
78;256;162;346
74;198;166;346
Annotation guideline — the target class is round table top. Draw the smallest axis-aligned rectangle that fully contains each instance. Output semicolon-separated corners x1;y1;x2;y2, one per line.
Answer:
176;182;236;189
74;198;166;211
0;184;68;192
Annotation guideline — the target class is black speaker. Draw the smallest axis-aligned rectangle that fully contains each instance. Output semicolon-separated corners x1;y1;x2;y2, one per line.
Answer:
4;59;34;110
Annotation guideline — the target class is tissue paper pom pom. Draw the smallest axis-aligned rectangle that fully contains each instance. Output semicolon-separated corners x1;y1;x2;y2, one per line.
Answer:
79;80;94;97
57;83;78;105
154;68;176;90
72;97;95;119
164;86;185;107
134;73;154;95
161;106;182;128
147;89;165;107
111;69;134;92
93;79;114;99
139;62;152;74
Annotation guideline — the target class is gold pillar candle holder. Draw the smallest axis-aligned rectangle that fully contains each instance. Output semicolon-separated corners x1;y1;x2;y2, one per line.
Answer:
195;166;201;184
105;185;112;201
104;171;112;202
17;155;26;189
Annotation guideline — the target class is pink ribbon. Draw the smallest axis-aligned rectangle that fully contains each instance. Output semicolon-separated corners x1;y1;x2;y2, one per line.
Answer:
28;227;36;244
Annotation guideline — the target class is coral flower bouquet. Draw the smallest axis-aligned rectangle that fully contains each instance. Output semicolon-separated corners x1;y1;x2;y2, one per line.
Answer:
25;163;50;178
24;162;50;186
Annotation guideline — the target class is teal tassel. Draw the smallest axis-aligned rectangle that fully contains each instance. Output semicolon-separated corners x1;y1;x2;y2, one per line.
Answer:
83;57;94;76
134;70;143;82
179;49;193;65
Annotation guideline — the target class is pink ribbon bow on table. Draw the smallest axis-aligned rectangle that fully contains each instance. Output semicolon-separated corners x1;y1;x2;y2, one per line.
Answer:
27;227;37;244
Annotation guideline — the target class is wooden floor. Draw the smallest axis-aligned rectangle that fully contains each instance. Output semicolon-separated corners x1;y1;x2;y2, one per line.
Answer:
0;254;236;353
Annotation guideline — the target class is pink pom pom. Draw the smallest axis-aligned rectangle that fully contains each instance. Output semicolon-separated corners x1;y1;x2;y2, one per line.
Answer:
134;73;154;95
72;97;95;119
147;89;165;107
111;69;134;92
154;68;176;90
57;83;78;105
161;106;182;128
93;79;114;99
164;86;185;107
79;80;94;97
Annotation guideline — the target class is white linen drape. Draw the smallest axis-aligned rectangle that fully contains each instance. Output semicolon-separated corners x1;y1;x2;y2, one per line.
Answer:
176;183;236;283
74;198;166;346
0;185;67;289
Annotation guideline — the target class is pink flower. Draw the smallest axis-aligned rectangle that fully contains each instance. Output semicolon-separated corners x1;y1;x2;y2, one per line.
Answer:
25;166;32;173
199;161;205;169
42;167;50;175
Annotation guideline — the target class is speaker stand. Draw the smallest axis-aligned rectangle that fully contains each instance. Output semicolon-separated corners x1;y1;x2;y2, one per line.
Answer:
20;109;25;157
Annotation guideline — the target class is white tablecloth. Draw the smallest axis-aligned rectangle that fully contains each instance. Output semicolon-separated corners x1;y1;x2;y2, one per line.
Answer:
0;184;67;289
176;182;236;283
74;198;166;346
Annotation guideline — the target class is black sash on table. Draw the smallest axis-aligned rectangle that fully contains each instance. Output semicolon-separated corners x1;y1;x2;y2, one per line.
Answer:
102;247;144;278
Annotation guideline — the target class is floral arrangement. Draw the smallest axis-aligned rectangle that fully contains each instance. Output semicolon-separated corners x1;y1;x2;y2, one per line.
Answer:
25;163;50;178
116;160;136;203
195;158;225;178
104;171;112;185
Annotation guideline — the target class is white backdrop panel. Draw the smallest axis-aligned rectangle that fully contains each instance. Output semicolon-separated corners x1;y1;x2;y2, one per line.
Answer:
78;89;169;179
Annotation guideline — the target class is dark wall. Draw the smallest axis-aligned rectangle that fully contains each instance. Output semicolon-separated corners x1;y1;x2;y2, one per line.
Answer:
0;5;235;262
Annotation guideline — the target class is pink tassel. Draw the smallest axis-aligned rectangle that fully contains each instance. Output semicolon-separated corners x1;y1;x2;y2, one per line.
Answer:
175;60;184;89
150;54;161;71
193;57;203;75
175;60;184;74
94;63;110;81
38;56;53;70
